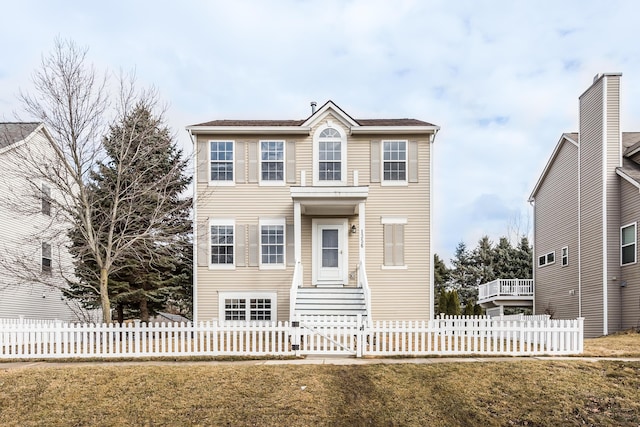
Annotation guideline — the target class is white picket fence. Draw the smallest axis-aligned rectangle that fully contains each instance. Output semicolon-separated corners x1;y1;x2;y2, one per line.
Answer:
0;315;584;359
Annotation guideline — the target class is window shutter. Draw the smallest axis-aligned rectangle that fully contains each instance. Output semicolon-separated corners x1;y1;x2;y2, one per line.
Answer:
408;141;418;183
197;221;209;267
394;224;405;266
384;224;393;266
248;224;259;266
236;141;246;184
236;224;246;267
286;224;295;266
197;141;209;184
248;142;258;183
370;140;380;183
286;141;296;184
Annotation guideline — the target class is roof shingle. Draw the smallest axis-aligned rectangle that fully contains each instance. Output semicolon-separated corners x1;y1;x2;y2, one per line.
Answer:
0;122;41;150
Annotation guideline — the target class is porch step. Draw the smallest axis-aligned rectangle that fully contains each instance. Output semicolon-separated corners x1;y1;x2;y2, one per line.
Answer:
294;287;367;318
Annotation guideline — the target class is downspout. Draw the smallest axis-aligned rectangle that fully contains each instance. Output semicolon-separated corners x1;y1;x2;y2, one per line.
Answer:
602;78;608;336
529;199;535;314
187;129;199;323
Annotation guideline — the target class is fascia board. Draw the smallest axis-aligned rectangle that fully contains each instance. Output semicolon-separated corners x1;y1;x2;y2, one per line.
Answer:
185;126;310;135
350;126;440;135
529;134;578;202
616;168;640;191
301;101;359;128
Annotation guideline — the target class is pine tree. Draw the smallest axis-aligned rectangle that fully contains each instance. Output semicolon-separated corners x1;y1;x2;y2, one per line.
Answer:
66;103;192;322
433;254;450;313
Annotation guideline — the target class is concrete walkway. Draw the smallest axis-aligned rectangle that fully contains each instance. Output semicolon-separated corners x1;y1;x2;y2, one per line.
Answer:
2;356;640;371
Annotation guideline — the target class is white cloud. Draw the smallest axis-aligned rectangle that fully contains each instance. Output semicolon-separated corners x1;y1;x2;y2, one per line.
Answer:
2;0;640;262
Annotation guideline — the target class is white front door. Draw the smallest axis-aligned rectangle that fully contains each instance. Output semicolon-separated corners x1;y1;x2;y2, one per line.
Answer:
313;219;348;286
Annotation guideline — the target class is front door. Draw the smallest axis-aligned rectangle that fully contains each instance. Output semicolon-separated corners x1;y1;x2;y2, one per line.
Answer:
313;219;348;286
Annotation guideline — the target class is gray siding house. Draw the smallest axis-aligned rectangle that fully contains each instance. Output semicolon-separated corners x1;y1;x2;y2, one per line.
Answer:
530;73;640;337
0;123;82;321
187;101;439;323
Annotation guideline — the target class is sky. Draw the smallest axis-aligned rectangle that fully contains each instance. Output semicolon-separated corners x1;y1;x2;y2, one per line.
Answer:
2;0;640;264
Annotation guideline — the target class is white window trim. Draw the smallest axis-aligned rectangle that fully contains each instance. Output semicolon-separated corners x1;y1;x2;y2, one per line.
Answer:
209;140;235;186
538;251;555;267
218;291;277;323
259;218;286;270
259;140;286;186
380;216;407;269
380;140;409;186
41;182;51;216
621;222;637;266
41;241;52;274
561;246;569;267
313;122;347;186
209;218;235;270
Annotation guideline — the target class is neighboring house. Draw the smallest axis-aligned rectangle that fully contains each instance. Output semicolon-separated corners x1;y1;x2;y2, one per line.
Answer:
530;73;640;337
0;122;82;321
187;101;439;323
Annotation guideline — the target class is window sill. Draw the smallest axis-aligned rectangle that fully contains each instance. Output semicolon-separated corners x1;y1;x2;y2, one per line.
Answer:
208;181;236;187
380;181;409;187
259;181;286;187
259;264;286;270
209;264;236;270
381;265;408;270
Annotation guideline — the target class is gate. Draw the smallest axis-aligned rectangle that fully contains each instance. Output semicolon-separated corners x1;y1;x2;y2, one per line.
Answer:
291;315;364;357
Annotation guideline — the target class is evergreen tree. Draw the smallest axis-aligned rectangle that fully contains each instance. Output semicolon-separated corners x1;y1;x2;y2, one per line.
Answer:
513;236;533;279
66;103;192;322
433;254;450;313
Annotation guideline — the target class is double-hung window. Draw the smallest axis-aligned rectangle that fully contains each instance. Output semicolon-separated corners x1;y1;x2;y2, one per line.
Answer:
314;125;346;185
41;184;51;216
210;220;234;268
621;223;637;265
260;141;284;183
561;247;569;267
210;141;234;182
260;219;285;268
383;140;407;183
42;242;52;274
219;292;277;322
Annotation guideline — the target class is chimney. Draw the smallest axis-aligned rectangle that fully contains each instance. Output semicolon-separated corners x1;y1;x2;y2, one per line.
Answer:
310;101;317;114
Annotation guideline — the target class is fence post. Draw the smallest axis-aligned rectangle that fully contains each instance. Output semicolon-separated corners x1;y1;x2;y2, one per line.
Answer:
356;314;363;358
291;316;301;357
577;317;584;353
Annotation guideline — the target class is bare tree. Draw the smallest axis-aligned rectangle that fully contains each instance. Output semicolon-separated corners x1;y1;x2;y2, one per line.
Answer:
5;38;189;323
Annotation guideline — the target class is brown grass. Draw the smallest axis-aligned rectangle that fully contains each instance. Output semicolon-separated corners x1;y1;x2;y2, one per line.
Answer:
0;331;639;426
1;360;640;426
583;329;640;357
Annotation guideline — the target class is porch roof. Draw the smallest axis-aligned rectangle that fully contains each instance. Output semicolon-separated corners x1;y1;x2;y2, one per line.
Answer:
290;186;369;215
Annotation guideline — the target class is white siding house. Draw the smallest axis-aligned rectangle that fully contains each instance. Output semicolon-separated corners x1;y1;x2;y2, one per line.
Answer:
0;122;82;321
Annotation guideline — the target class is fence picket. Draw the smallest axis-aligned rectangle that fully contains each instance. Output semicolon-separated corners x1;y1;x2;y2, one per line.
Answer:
0;315;584;359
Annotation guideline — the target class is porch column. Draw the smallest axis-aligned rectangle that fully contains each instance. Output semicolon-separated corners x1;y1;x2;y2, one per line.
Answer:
294;201;302;263
359;201;366;263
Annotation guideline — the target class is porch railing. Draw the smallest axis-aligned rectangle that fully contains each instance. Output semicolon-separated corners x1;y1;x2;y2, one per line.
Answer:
478;279;534;302
357;260;371;322
289;261;303;319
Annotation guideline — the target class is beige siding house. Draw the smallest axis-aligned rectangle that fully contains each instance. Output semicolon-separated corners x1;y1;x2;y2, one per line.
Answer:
187;101;439;323
0;123;82;321
530;73;640;337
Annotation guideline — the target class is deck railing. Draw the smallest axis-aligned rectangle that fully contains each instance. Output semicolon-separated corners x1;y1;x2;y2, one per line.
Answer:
478;279;534;302
0;315;584;359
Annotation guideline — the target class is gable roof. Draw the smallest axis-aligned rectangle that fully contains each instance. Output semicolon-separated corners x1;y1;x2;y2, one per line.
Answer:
0;122;41;150
529;133;578;202
187;101;438;136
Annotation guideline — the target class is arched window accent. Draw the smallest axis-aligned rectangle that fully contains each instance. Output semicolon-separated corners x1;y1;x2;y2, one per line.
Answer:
314;124;347;185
